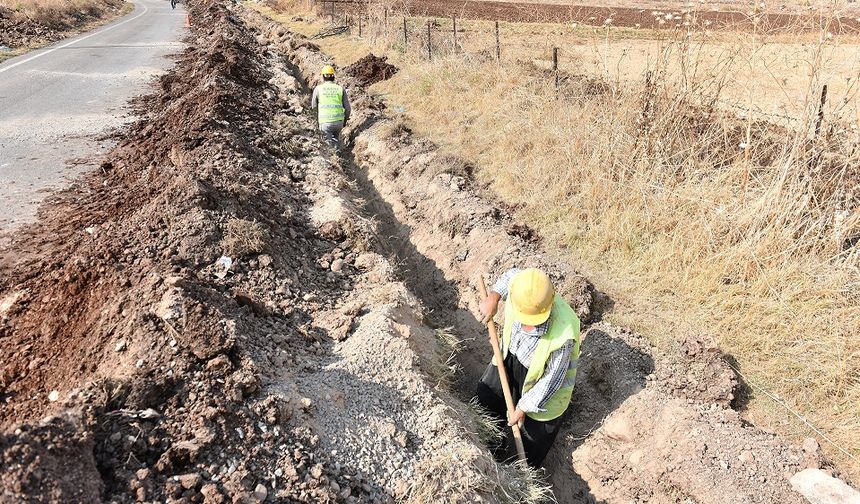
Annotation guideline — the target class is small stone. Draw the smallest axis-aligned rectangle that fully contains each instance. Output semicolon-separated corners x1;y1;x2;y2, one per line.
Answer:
253;483;268;501
738;450;755;465
802;437;820;454
115;340;127;352
258;254;273;267
603;415;634;442
47;390;59;402
201;483;225;504
790;468;860;504
136;468;151;481
206;355;232;373
330;259;344;273
394;431;408;448
300;397;312;410
178;472;202;489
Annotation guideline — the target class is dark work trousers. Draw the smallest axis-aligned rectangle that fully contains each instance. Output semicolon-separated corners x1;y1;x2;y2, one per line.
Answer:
475;352;564;468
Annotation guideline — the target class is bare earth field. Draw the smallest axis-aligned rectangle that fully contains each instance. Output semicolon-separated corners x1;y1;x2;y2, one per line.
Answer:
379;0;860;32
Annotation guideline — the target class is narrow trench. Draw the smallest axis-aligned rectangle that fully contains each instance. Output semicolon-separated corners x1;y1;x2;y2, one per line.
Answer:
281;53;488;400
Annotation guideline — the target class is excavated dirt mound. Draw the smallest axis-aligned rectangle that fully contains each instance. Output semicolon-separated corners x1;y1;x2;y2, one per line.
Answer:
0;1;508;502
344;54;398;88
0;0;125;50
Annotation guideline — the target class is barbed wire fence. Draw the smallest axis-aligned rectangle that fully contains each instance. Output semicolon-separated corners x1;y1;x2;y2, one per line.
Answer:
303;0;857;135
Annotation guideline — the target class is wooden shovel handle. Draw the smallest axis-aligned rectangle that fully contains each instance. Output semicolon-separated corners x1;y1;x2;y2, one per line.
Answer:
478;276;527;463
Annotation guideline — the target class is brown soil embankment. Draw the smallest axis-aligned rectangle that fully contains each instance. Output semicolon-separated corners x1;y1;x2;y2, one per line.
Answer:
0;0;501;501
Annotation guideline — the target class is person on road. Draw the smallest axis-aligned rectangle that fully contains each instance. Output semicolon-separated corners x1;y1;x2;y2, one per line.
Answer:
476;267;581;467
170;0;177;10
311;65;351;153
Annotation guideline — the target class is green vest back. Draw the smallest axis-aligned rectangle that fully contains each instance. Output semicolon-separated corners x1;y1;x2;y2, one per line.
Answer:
495;294;581;421
318;82;345;124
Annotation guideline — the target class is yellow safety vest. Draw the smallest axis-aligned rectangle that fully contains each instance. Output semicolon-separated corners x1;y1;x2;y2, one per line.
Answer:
317;81;345;124
493;294;581;421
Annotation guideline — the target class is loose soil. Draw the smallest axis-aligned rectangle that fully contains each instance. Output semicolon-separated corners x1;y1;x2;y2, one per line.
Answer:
344;54;398;88
0;0;851;502
0;0;128;51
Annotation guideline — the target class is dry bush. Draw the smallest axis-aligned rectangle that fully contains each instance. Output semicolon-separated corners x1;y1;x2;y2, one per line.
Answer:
221;217;268;257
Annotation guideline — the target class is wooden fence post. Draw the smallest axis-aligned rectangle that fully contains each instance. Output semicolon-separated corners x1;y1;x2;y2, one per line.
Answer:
495;21;500;61
384;6;388;28
453;16;457;50
359;15;362;36
427;21;432;60
552;47;559;89
815;84;828;137
403;17;408;48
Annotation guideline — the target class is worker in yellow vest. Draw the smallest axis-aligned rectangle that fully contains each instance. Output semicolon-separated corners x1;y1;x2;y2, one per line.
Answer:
477;267;581;467
310;65;351;153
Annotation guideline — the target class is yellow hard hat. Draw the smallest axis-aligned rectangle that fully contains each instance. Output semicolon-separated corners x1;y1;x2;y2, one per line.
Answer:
509;268;555;326
321;65;336;77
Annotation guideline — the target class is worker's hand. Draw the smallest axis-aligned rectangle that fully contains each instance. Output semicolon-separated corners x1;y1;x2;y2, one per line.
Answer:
507;408;525;428
479;291;501;325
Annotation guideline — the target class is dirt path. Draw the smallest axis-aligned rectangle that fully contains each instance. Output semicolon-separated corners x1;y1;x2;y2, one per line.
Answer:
0;0;851;501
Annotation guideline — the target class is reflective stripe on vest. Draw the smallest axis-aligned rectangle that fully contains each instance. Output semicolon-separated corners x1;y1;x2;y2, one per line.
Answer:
318;82;345;124
493;293;581;422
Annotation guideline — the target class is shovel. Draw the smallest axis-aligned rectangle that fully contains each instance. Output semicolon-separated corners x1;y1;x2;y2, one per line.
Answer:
478;276;527;463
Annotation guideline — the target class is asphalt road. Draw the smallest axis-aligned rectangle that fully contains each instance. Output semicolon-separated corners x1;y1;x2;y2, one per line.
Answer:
0;0;186;233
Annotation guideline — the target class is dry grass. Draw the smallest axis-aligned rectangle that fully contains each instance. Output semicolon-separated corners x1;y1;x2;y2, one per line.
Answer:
257;0;860;480
221;217;268;257
0;0;129;61
429;326;463;390
468;397;505;448
0;0;124;27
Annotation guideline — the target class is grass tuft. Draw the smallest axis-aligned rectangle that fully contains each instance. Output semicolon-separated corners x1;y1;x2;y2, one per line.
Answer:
430;326;463;390
468;397;505;448
221;217;268;257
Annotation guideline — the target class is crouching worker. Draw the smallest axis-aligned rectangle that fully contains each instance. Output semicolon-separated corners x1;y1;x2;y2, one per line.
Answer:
476;267;581;467
311;65;351;153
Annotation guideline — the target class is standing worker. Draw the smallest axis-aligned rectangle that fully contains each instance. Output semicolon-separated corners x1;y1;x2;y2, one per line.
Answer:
476;267;581;467
311;65;351;153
